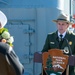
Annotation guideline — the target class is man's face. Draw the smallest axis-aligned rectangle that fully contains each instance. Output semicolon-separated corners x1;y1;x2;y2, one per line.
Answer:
56;21;69;34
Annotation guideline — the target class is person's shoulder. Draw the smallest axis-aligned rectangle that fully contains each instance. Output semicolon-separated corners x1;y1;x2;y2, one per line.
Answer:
48;32;56;36
68;31;75;38
71;33;75;37
72;32;75;35
68;31;75;35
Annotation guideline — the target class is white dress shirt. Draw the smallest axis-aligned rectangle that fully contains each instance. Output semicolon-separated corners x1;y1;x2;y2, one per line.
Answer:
58;31;66;39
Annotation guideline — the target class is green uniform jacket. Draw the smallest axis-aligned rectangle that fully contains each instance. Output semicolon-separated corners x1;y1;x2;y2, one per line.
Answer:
42;31;75;75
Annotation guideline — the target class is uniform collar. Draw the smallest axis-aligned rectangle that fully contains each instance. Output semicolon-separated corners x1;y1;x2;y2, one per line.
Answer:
58;31;67;38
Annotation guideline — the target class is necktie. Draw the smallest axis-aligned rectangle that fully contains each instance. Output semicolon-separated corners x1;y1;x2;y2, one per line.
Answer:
59;34;63;41
59;34;63;49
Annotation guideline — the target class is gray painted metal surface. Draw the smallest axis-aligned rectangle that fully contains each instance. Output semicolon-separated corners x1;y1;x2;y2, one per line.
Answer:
0;0;63;8
5;24;35;75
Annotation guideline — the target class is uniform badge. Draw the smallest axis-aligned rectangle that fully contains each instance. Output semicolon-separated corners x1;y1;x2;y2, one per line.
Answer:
69;41;72;45
50;42;55;44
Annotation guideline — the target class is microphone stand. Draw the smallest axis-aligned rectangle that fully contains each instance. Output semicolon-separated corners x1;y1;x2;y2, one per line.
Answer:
64;38;72;75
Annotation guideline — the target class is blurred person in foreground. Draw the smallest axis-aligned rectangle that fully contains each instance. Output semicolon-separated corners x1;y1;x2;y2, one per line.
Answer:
0;10;24;75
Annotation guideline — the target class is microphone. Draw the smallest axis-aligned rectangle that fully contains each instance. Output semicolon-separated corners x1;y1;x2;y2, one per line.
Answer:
64;38;72;56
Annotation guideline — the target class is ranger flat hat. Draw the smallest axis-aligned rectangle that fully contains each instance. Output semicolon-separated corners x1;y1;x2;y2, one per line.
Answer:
53;13;73;25
0;11;7;28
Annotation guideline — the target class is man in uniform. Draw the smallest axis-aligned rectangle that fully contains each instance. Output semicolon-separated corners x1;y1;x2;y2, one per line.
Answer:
42;12;75;75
